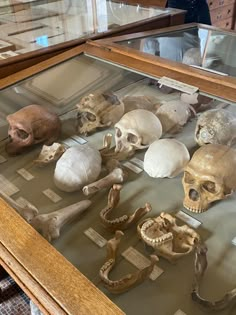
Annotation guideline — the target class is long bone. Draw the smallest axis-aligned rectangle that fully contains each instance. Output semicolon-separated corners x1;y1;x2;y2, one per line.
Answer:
100;184;151;231
192;244;236;311
31;200;91;242
0;190;38;222
99;230;158;294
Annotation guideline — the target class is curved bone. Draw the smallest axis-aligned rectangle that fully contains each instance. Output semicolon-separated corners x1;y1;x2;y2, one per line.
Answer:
100;184;152;231
82;167;127;196
137;212;200;262
0;190;38;222
192;244;236;311
99;230;158;294
34;143;66;167
31;200;91;242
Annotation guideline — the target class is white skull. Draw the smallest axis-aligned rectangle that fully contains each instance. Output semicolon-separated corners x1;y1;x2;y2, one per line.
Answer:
144;139;190;178
182;144;236;213
54;144;101;192
114;109;162;153
195;109;236;146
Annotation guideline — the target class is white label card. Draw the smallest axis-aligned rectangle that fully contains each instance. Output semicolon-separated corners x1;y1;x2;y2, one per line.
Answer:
130;157;144;169
122;247;163;281
0;174;19;196
175;211;201;229
71;135;87;144
174;310;187;315
84;228;107;248
158;76;198;94
232;237;236;246
43;189;62;203
62;138;79;148
17;168;34;181
123;161;143;174
0;155;7;163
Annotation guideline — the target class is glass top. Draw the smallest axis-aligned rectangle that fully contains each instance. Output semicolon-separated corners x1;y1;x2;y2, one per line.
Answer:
0;0;172;59
1;50;236;315
118;25;236;77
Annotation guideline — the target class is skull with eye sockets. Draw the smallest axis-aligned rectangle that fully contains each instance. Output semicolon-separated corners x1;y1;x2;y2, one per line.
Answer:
114;109;162;154
182;144;236;213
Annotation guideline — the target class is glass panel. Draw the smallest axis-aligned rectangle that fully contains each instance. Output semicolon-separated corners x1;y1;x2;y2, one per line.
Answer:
0;53;235;315
0;0;171;58
119;26;236;76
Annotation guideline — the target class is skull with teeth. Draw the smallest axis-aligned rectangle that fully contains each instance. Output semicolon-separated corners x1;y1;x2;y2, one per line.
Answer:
76;92;124;135
182;144;236;213
5;104;61;155
114;109;162;153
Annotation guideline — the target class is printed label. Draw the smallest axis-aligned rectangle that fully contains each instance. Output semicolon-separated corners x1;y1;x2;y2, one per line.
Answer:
174;310;187;315
130;157;144;169
158;76;198;94
17;168;34;181
122;247;163;281
175;211;201;229
123;161;143;174
0;174;19;196
15;196;37;211
0;155;7;163
71;135;87;144
231;237;236;246
62;138;79;147
43;189;62;203
84;228;107;248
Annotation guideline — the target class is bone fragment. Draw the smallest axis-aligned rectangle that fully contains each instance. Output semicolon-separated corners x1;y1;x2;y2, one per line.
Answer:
100;184;151;231
192;244;236;311
31;200;91;242
99;230;158;294
34;143;66;167
0;190;38;222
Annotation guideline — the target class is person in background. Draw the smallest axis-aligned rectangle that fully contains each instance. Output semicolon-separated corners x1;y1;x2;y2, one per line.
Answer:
167;0;211;25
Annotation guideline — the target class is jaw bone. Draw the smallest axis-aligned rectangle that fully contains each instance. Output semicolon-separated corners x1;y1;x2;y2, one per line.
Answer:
100;184;152;231
192;244;236;312
31;200;91;242
99;230;158;294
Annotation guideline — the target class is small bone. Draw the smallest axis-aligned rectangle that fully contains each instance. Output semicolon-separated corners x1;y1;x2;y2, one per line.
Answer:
34;143;66;167
31;200;91;242
99;230;158;294
0;190;38;222
100;184;152;231
82;168;127;196
192;244;236;311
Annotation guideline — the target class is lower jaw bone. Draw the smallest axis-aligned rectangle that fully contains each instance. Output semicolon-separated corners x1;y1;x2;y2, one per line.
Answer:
192;244;236;311
99;230;159;294
31;200;91;242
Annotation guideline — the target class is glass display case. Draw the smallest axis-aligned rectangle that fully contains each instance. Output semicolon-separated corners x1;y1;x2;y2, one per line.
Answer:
0;41;236;315
0;0;185;79
89;23;236;103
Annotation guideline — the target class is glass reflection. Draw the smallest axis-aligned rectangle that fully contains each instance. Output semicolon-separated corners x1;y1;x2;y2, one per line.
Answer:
119;26;236;77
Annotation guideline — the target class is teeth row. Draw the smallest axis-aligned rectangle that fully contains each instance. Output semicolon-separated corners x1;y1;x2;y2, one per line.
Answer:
140;220;173;246
100;213;128;225
184;203;206;213
100;259;114;273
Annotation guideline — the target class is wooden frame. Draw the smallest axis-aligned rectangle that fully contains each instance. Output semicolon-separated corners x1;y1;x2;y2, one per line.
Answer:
0;3;185;79
85;23;236;103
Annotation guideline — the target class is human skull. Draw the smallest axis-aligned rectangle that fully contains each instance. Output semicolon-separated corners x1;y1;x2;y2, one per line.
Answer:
144;139;190;178
76;91;124;135
114;109;162;153
5;104;61;155
182;144;236;213
195;109;236;146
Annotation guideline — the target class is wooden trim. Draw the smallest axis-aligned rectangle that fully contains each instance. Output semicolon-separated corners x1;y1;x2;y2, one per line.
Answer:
0;198;124;315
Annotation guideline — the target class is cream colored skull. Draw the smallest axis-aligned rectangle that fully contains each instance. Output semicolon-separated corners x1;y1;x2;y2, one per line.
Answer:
182;144;236;213
115;109;162;153
77;92;124;135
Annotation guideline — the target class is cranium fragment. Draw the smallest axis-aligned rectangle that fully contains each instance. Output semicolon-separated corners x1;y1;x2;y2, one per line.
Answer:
137;212;200;263
34;143;66;167
156;100;194;134
5;104;61;155
183;144;236;213
99;230;158;294
54;144;102;192
122;96;160;113
100;184;152;231
192;244;236;312
76;91;124;135
115;109;162;153
180;92;213;112
144;139;190;178
195;109;236;146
